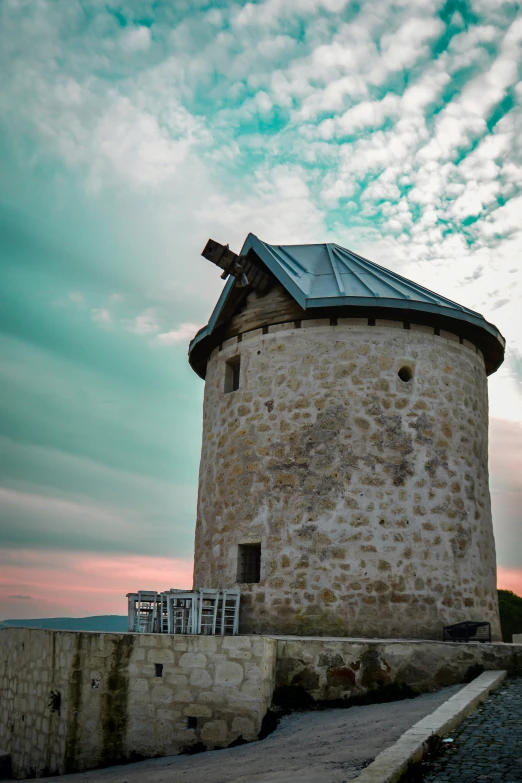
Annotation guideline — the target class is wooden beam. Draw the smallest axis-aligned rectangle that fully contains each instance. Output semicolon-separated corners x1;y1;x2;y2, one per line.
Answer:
201;239;273;294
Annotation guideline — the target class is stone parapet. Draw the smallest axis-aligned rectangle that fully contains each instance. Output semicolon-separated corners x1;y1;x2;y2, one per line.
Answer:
274;636;522;701
0;629;276;779
1;629;521;779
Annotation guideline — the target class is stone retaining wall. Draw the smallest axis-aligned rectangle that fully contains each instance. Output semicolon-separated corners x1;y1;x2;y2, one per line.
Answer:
275;637;522;701
0;629;276;779
1;628;521;780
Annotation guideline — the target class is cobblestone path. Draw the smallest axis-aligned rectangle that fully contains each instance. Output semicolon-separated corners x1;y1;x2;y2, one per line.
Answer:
420;677;522;783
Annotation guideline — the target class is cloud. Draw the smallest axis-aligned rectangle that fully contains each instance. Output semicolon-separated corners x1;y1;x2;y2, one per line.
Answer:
0;0;521;612
156;322;202;345
123;309;159;335
0;550;193;618
377;16;444;76
7;594;32;600
91;308;112;326
490;418;522;572
120;26;152;53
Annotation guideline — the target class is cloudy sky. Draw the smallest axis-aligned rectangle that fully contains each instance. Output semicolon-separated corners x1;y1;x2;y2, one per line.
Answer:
0;0;521;619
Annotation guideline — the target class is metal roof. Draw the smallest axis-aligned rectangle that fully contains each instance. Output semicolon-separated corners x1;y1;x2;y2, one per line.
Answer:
240;234;483;314
189;233;505;375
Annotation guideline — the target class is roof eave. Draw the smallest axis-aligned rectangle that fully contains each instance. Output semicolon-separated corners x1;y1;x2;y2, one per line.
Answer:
304;295;504;345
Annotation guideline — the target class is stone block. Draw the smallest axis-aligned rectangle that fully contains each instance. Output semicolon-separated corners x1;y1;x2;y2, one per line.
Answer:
228;650;252;660
170;689;193;703
440;329;459;342
338;317;368;326
197;690;223;704
147;648;174;664
215;661;244;686
375;319;403;329
194;636;218;654
231;716;256;737
183;704;213;718
222;636;251;650
137;635;158;647
410;323;434;334
165;673;189;687
129;678;149;693
151;686;173;704
303;319;331;328
242;328;263;341
221;336;238;350
241;681;264;699
179;653;207;669
268;323;294;333
189;668;212;688
200;719;229;745
157;708;181;722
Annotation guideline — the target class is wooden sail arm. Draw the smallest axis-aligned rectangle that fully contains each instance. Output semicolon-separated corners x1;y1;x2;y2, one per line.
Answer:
201;238;273;294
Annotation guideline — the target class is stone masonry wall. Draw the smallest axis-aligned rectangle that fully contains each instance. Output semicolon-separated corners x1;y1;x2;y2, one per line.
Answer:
193;320;500;640
1;628;521;779
275;637;522;702
0;629;276;779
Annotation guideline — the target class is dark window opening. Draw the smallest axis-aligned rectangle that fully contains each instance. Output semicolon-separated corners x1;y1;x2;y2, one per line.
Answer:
237;543;261;583
155;663;163;677
187;716;198;729
225;358;241;393
49;690;61;714
398;366;413;382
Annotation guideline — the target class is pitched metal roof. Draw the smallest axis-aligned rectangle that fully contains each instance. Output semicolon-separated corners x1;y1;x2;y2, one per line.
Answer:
189;233;505;375
240;234;482;315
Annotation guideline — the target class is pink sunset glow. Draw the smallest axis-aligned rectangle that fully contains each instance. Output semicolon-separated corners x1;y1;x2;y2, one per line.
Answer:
2;548;521;622
0;549;194;620
497;566;522;597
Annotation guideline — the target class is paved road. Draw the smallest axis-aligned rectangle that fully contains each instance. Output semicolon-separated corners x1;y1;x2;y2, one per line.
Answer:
54;686;462;783
421;677;522;783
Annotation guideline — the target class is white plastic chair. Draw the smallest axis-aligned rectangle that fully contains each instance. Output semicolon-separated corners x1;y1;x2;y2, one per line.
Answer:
198;589;220;635
220;589;240;635
134;591;158;633
169;592;199;634
127;593;138;632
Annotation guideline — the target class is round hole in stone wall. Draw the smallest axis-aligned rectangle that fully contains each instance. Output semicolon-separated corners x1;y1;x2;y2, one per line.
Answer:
398;366;413;382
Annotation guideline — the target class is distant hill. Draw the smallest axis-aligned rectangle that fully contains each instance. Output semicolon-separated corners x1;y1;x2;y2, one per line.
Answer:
0;615;128;632
2;592;520;640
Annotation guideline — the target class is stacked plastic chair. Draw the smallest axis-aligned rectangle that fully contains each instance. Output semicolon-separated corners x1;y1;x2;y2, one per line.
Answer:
128;588;240;635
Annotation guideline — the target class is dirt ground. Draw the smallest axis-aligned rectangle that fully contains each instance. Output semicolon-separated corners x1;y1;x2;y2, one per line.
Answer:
53;685;462;783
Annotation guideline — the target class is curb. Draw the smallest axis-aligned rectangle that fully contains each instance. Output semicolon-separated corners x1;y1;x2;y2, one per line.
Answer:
352;670;507;783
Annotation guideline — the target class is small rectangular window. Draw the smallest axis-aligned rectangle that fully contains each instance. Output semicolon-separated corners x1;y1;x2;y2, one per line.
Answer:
187;716;198;729
224;357;241;393
237;543;261;583
154;663;163;677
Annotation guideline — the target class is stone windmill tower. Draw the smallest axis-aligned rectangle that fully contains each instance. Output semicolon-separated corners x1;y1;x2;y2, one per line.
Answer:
189;234;505;640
